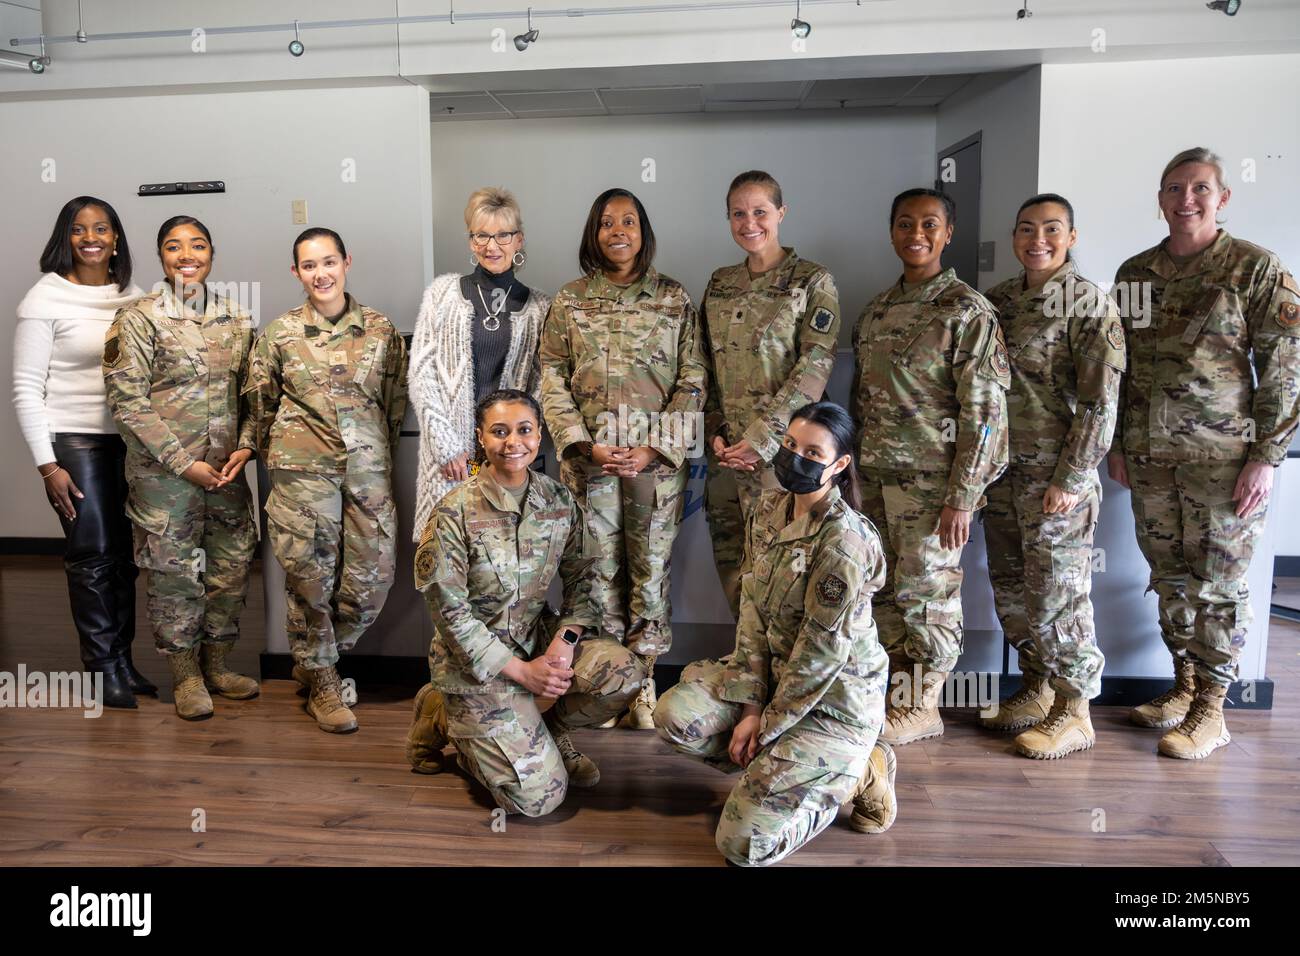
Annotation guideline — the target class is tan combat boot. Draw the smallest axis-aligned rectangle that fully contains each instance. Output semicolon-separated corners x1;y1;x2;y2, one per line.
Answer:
1015;695;1095;759
619;656;657;731
880;666;946;746
849;741;898;833
980;676;1054;731
552;726;600;787
199;643;260;699
305;665;358;734
1130;656;1196;728
406;683;448;774
168;647;214;721
1158;680;1230;759
292;663;311;696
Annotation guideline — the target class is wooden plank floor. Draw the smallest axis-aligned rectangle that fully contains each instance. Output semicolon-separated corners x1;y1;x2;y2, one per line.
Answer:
2;554;1298;867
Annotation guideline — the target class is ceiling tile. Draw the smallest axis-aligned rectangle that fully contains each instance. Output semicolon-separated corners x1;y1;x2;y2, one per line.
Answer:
598;86;703;111
495;90;604;112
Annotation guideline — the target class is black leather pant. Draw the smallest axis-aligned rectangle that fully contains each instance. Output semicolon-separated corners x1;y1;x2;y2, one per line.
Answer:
51;433;139;669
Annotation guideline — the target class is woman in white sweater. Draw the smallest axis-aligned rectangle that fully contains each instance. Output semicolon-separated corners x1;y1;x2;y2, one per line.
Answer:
404;187;549;771
13;196;146;708
408;187;549;540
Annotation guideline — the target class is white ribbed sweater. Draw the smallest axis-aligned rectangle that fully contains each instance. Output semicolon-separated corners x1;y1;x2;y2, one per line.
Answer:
408;272;548;541
13;272;144;466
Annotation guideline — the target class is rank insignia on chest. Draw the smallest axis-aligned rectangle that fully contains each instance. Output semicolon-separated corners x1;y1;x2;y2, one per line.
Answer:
809;306;834;333
1279;302;1300;330
1106;321;1125;350
816;573;847;607
330;350;348;367
304;325;321;338
790;548;806;574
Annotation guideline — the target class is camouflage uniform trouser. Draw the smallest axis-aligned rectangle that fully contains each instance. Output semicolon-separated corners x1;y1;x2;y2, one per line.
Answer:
983;466;1105;699
125;470;256;655
655;658;874;867
1126;456;1264;688
558;455;688;657
705;450;780;619
860;469;964;671
445;637;645;817
265;469;397;671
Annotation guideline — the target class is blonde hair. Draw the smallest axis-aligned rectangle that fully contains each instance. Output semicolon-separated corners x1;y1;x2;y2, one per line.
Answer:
464;187;523;234
1160;147;1227;190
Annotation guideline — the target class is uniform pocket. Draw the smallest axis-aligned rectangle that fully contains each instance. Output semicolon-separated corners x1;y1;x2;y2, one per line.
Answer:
891;316;951;369
767;730;867;778
265;494;325;581
126;498;182;572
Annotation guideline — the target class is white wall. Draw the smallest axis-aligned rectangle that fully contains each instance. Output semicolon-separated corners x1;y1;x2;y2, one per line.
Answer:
936;67;1042;292
0;82;434;538
1036;52;1300;681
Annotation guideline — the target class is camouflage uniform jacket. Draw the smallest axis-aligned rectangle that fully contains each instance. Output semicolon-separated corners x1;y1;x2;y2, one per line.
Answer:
700;247;840;462
539;268;707;468
985;260;1126;494
1113;230;1300;464
243;294;408;475
103;285;255;476
852;268;1011;510
414;468;597;695
720;486;889;748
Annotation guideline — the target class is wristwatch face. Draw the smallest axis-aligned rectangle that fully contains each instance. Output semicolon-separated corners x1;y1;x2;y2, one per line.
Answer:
561;629;580;645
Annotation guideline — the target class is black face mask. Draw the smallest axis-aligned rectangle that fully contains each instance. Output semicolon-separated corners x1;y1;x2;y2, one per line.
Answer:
774;446;829;494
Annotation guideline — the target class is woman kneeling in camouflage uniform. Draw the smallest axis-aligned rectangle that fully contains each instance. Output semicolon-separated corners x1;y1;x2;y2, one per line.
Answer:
104;216;259;720
655;402;897;867
409;390;646;816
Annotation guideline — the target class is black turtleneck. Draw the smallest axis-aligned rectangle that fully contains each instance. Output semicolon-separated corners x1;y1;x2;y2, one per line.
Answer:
460;265;531;405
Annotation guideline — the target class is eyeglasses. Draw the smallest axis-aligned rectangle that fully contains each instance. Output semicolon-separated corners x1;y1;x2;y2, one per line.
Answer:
469;230;520;247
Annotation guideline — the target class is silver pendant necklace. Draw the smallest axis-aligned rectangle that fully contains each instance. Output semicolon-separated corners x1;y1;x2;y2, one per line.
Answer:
476;283;514;332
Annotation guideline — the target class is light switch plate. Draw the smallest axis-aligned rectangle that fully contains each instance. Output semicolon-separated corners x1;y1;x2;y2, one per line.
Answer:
292;200;308;225
977;241;995;272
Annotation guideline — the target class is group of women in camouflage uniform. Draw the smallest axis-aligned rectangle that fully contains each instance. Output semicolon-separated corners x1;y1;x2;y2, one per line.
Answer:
21;143;1296;867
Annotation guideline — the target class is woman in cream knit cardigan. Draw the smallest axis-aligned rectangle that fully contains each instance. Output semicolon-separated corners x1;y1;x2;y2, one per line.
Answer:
408;187;549;542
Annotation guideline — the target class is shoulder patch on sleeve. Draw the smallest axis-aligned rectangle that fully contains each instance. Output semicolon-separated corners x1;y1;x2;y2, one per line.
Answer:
990;340;1010;377
1105;320;1126;350
103;317;125;368
816;572;848;608
1279;302;1300;330
809;306;835;334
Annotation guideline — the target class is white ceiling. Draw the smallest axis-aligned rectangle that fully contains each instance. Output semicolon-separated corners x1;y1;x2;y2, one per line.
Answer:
430;72;979;120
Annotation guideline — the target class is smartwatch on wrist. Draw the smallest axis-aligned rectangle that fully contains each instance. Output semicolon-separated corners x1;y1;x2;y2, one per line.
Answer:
560;628;581;647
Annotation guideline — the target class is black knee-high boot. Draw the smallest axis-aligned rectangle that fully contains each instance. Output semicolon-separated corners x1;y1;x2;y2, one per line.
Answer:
53;433;137;709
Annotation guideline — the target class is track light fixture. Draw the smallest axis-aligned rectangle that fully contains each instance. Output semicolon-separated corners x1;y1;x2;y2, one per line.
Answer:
791;0;811;38
1206;0;1241;14
1016;2;1032;20
30;36;50;73
514;8;540;51
288;20;305;56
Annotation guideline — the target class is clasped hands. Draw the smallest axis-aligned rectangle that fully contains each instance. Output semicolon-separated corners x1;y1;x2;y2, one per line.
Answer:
503;629;580;698
710;435;762;472
182;448;253;491
591;442;659;477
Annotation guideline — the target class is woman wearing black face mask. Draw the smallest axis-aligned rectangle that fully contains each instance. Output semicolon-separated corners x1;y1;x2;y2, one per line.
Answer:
655;401;897;867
